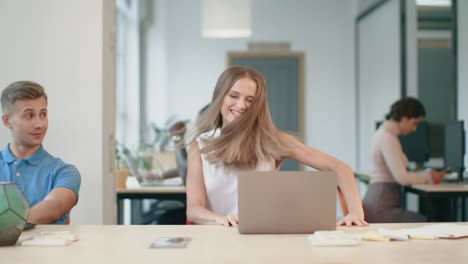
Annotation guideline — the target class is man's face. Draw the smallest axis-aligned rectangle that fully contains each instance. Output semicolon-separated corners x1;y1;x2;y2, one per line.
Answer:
2;97;48;148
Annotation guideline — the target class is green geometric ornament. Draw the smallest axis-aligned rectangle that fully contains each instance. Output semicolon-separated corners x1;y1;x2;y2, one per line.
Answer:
0;182;30;246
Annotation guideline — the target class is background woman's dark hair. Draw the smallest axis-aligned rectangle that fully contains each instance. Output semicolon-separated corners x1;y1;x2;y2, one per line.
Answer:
385;97;426;121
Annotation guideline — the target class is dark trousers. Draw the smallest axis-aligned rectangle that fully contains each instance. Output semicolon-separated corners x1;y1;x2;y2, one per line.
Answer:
363;182;426;223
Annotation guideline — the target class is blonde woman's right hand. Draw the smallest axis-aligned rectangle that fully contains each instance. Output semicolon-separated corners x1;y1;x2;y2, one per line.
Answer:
216;214;239;227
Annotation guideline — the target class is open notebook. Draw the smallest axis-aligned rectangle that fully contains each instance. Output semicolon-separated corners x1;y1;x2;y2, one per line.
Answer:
386;223;468;239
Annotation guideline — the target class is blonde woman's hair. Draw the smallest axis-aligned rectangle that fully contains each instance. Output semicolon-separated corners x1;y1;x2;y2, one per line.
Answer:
186;66;290;167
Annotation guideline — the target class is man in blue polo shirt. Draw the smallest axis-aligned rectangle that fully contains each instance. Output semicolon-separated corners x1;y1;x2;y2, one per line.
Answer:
0;81;80;224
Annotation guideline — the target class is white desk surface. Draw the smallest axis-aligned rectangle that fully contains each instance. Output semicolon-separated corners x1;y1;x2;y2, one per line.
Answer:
409;183;468;192
2;223;468;264
116;176;186;194
117;185;186;194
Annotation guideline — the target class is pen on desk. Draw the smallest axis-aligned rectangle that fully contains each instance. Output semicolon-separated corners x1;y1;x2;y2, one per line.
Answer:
409;235;437;240
361;232;391;242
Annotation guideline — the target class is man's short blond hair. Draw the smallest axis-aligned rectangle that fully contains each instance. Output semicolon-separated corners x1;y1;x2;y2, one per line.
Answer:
1;81;48;114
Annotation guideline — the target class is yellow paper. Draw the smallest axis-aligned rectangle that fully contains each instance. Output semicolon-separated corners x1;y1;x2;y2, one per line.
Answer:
361;231;391;242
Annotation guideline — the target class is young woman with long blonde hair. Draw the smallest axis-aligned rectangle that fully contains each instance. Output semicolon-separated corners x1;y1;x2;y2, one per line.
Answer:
185;66;367;227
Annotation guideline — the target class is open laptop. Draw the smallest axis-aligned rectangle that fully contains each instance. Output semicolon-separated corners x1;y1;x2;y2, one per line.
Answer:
238;171;337;234
122;147;182;186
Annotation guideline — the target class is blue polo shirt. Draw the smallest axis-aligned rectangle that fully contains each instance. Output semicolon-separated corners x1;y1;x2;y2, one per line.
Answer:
0;144;81;224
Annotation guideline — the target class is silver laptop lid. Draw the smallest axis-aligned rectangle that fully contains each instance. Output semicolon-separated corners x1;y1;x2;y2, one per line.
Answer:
121;147;156;186
238;171;337;234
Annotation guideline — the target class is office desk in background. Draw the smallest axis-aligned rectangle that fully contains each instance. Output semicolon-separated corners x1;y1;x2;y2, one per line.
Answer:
116;177;186;224
354;172;468;222
4;224;468;263
404;183;468;222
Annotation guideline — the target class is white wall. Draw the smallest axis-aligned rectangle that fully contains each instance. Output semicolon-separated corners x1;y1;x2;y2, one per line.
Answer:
458;0;468;171
356;0;401;171
145;0;357;166
0;0;115;224
406;0;418;97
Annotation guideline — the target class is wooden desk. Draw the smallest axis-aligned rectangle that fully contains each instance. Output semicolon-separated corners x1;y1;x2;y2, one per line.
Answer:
117;184;186;224
404;183;468;222
3;224;468;263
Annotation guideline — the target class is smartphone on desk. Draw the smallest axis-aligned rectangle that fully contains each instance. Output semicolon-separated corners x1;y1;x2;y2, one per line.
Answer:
149;237;191;249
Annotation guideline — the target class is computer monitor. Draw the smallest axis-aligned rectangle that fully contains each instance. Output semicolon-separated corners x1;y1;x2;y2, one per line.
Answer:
444;120;465;181
399;121;430;166
428;123;444;158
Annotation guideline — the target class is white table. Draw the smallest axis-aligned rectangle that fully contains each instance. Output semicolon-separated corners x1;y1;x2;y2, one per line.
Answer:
404;183;468;221
2;223;468;263
116;177;186;224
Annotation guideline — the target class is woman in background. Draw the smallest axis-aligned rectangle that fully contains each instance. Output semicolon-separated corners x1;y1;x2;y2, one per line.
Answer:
185;66;367;227
363;97;447;223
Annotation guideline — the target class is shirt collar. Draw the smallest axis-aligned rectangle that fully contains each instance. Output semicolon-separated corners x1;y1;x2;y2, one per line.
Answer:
0;144;45;165
1;144;16;164
24;145;46;165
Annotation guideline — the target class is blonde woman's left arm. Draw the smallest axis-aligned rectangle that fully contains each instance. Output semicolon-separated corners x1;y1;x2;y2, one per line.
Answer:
280;133;368;226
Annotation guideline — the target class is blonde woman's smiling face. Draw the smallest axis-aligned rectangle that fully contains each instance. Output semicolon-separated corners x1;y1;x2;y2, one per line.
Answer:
220;77;257;125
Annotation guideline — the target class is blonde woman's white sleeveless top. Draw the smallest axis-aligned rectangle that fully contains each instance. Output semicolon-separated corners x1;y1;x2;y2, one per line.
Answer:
197;129;277;216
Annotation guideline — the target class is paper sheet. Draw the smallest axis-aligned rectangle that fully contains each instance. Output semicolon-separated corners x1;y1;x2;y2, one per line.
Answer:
400;223;468;239
373;224;468;240
308;231;360;246
21;231;79;247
